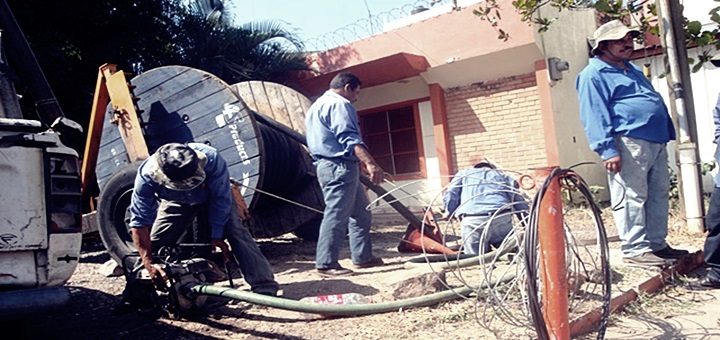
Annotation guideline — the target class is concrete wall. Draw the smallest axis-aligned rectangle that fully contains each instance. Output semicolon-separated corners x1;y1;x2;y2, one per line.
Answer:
533;8;609;199
355;76;429;111
642;47;720;192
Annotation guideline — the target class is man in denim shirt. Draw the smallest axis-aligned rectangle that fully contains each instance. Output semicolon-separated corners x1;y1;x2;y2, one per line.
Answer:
129;143;278;295
576;20;687;267
700;93;720;288
305;72;385;276
443;160;528;255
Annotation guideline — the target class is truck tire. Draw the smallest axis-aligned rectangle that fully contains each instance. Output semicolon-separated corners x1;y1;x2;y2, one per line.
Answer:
96;162;141;268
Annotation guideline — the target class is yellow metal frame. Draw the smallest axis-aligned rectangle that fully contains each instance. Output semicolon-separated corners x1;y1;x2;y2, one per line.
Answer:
81;64;148;196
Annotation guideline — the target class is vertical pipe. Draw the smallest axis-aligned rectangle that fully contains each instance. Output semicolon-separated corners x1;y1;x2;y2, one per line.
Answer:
537;166;570;339
657;0;705;233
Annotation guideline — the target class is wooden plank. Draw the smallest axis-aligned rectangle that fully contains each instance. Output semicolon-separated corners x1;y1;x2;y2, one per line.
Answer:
226;164;260;206
131;66;191;98
250;82;284;128
260;81;294;129
103;67;149;162
279;85;310;134
233;82;255;109
232;81;311;135
81;65;112;196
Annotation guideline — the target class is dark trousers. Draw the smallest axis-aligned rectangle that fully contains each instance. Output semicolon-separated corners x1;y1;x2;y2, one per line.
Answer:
704;187;720;281
142;200;278;294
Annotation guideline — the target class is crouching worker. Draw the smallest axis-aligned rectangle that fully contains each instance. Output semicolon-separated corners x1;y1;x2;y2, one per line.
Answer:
128;142;279;296
443;160;528;255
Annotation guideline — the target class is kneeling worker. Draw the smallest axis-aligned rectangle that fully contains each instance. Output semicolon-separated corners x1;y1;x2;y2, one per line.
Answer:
128;142;279;296
443;160;528;255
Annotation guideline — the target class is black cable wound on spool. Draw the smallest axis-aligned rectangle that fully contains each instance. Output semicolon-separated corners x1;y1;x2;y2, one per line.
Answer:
256;121;307;198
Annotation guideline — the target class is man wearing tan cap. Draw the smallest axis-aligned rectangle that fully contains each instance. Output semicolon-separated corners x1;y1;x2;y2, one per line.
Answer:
576;20;688;267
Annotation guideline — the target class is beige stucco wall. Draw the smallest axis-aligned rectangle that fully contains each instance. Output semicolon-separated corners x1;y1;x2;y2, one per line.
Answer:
355;76;429;111
533;8;609;199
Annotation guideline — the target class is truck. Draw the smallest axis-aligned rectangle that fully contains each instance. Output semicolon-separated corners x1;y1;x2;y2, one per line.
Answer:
0;0;83;318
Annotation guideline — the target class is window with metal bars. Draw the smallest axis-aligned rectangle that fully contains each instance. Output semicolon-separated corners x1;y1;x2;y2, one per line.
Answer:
359;104;422;177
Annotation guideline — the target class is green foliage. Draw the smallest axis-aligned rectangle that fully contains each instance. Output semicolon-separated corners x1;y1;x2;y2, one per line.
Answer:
5;0;307;133
473;0;509;40
668;161;716;203
476;0;720;72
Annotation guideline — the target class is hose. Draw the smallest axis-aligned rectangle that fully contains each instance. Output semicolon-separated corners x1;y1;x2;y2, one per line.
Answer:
403;242;517;270
190;272;516;317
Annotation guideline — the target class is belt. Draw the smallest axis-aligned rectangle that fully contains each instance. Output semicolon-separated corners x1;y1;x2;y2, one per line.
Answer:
460;209;511;219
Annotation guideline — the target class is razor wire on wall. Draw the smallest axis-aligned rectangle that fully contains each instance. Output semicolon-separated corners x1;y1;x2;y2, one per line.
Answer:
305;0;454;51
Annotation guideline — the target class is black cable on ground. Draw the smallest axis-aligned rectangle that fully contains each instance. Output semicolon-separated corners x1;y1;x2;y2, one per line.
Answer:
562;172;612;339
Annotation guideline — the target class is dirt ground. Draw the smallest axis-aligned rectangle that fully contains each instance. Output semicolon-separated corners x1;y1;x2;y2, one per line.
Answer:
5;208;720;340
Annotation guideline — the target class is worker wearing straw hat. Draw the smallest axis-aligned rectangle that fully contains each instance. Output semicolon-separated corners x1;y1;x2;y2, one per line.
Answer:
128;143;278;295
576;20;687;267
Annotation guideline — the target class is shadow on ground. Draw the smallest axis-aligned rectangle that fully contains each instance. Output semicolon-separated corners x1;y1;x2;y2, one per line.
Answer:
1;286;217;340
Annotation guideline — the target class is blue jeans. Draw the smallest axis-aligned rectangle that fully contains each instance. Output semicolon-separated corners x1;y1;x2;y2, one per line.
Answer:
705;144;720;280
608;136;669;257
314;158;374;269
460;213;513;255
704;186;720;281
150;200;279;295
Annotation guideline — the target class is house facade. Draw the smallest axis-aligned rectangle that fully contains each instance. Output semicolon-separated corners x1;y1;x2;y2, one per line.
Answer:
291;0;601;218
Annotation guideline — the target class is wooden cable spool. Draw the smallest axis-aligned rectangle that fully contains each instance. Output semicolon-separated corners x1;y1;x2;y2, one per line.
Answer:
96;66;322;240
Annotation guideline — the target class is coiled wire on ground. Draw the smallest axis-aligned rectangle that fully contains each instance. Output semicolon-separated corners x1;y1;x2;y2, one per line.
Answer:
524;167;612;340
372;165;612;338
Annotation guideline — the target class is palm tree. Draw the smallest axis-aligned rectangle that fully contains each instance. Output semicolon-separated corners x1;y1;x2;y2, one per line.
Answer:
178;0;308;83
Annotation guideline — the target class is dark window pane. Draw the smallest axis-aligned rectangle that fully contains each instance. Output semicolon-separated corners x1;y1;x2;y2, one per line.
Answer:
375;156;394;175
360;112;387;135
388;107;414;130
394;153;420;174
360;105;421;176
391;130;419;153
364;134;391;155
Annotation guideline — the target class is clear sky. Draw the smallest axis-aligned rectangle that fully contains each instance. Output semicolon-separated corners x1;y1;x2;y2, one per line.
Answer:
230;0;434;49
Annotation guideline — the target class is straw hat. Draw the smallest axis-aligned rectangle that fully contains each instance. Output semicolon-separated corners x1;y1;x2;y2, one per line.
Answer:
588;20;641;55
146;143;207;191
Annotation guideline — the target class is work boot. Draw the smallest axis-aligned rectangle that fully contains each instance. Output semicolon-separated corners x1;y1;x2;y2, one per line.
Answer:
653;246;690;259
694;276;720;289
317;267;354;277
353;256;384;269
623;252;675;268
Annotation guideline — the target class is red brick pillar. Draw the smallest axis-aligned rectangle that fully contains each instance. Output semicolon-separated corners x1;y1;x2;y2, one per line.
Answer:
429;83;452;185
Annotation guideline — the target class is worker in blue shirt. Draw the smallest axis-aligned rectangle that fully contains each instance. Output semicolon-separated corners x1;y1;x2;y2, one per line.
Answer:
128;142;278;295
700;92;720;288
305;72;385;277
576;20;687;267
443;160;528;255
